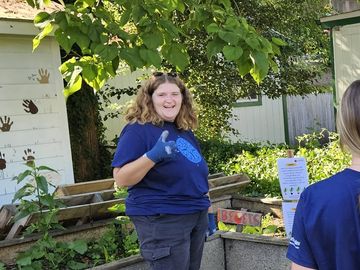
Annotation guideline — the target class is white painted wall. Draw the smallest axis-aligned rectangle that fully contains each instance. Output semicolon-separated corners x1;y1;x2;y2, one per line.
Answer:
228;96;285;144
0;33;74;205
100;69;149;144
333;22;360;102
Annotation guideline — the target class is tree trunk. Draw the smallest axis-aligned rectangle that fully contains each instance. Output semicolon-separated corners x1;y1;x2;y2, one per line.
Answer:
66;83;104;182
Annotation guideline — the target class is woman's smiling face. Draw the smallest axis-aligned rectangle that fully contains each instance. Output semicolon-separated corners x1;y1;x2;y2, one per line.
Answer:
152;82;183;122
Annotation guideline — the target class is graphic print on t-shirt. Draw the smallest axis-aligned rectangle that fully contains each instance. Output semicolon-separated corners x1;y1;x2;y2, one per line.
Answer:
176;137;201;163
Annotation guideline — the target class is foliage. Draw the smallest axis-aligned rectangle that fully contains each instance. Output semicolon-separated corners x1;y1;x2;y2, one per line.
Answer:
182;0;332;140
16;234;88;270
28;0;284;97
221;130;350;197
12;162;63;234
199;138;261;174
241;213;282;236
218;213;283;237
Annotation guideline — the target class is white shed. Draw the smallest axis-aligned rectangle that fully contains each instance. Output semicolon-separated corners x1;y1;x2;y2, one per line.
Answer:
0;1;74;205
321;9;360;103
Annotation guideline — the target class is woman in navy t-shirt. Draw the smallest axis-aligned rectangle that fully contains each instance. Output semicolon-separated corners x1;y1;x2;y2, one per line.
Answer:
287;80;360;270
112;72;214;270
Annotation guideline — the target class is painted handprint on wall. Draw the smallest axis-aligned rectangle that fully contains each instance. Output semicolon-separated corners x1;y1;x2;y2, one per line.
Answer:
23;99;38;114
0;116;13;132
37;68;50;84
23;148;35;166
0;152;6;170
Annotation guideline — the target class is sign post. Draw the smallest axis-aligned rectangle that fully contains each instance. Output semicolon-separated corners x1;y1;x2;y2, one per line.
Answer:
277;150;309;238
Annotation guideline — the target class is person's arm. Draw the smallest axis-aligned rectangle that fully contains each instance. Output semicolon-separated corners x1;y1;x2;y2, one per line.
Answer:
113;130;177;187
291;262;316;270
113;156;155;187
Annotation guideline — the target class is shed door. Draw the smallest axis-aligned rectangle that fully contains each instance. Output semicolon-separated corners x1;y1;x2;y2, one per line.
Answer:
333;22;360;102
0;35;74;205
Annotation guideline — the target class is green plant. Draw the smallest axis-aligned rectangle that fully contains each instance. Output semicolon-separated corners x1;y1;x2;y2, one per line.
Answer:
0;262;5;270
241;213;281;236
217;221;237;232
12;162;63;234
16;234;88;270
222;130;351;197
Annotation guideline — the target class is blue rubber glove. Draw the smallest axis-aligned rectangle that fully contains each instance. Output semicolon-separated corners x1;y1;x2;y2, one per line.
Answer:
207;213;217;236
145;130;177;163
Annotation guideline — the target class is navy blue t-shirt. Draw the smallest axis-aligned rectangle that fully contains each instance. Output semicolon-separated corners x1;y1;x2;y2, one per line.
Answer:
112;121;210;215
287;169;360;269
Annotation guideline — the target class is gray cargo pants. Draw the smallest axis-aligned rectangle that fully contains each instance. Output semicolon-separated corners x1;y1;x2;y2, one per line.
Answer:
130;209;208;270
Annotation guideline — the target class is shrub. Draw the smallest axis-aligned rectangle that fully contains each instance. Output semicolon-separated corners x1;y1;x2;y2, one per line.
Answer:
199;138;261;174
219;130;351;197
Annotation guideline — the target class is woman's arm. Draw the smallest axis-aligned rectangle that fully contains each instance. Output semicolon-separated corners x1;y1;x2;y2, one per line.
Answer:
113;155;155;187
291;262;316;270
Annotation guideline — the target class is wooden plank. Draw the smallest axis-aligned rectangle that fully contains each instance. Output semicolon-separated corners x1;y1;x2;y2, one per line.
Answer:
0;205;16;229
5;216;32;240
208;172;225;179
217;208;262;226
208;173;249;188
55;178;115;197
209;181;250;198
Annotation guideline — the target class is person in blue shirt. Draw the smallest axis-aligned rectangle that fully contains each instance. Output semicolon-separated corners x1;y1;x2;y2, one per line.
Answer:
287;79;360;270
112;72;216;270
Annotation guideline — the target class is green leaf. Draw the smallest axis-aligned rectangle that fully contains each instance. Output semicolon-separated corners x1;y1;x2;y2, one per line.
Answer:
33;23;53;51
94;44;118;62
250;51;269;84
272;37;287;46
63;74;82;99
13;170;32;183
68;240;88;254
245;37;260;50
158;19;179;38
218;30;239;45
236;50;252;77
223;17;241;31
36;176;48;194
119;47;144;69
119;9;131;26
223;45;243;61
269;59;279;73
141;30;164;50
162;44;189;71
37;166;58;173
206;37;226;59
206;23;219;34
34;12;51;28
83;0;95;7
55;28;74;54
12;184;35;202
81;63;97;82
16;253;32;266
262;225;278;235
139;48;162;68
132;5;146;23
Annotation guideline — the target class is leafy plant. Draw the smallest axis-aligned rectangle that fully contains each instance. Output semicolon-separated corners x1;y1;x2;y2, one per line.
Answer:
16;234;88;270
222;130;351;197
241;213;281;236
218;221;237;232
12;162;63;234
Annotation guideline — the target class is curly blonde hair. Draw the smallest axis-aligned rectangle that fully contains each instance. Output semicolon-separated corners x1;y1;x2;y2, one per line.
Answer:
125;73;198;130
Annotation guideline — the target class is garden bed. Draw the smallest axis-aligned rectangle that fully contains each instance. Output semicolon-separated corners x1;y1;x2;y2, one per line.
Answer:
1;194;288;269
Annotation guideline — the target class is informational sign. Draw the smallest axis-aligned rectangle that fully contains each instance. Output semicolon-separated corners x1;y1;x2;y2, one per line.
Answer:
277;157;309;201
217;208;262;226
282;201;298;238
